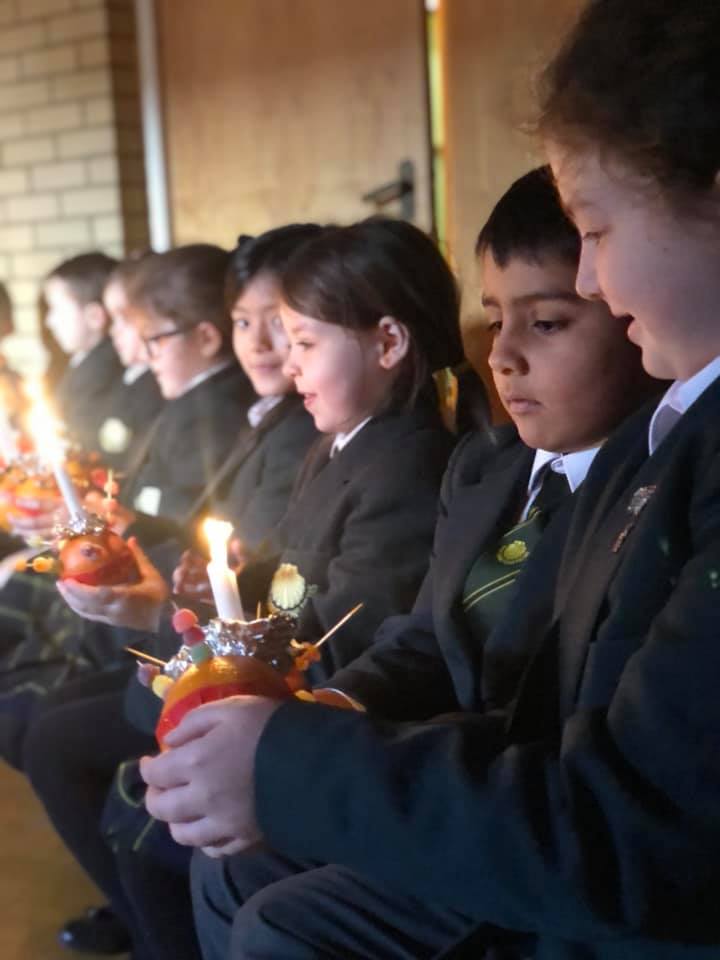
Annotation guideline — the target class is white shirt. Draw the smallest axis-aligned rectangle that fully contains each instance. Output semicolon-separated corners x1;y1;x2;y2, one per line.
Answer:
648;355;720;455
521;445;601;520
247;395;282;428
330;417;372;457
122;363;149;386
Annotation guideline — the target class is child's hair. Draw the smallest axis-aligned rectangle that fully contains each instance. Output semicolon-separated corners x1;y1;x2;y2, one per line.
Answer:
538;0;720;201
0;282;12;339
127;244;233;348
281;216;477;417
104;250;156;301
225;224;325;309
46;252;119;306
476;166;580;267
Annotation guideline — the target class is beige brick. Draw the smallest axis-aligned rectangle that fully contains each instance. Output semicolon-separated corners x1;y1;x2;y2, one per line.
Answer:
32;160;86;190
0;57;20;83
87;155;118;184
84;95;112;125
0;169;29;197
35;218;92;248
0;112;24;139
0;79;49;112
26;101;83;133
48;8;106;43
0;24;45;57
79;36;110;67
92;214;122;245
3;136;55;166
10;249;64;278
22;45;77;77
0;225;34;253
58;125;115;158
50;67;110;101
6;193;59;224
61;185;119;216
21;0;74;19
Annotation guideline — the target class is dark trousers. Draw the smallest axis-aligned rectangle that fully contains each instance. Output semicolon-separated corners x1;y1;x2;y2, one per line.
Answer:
191;843;482;960
22;670;201;960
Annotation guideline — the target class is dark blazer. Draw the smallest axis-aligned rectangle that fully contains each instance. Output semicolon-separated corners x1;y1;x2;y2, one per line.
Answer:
128;394;317;553
54;337;125;456
255;380;720;959
95;368;165;471
239;405;457;675
122;363;255;523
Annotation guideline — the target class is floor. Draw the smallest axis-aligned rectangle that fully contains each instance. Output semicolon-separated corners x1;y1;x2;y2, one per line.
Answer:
0;761;126;960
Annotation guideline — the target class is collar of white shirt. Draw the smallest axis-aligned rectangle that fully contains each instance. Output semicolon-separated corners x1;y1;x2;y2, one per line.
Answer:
521;445;601;521
330;417;372;458
247;394;283;428
177;359;234;398
122;363;149;386
648;354;720;455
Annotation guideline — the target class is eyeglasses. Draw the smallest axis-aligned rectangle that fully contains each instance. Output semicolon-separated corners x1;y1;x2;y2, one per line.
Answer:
141;324;198;359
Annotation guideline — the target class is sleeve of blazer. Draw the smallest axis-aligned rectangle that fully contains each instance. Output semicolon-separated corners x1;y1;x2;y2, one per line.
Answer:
325;434;480;719
294;430;454;672
255;452;720;943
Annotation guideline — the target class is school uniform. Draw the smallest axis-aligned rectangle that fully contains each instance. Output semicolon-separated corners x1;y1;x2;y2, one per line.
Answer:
238;403;458;676
234;360;720;959
95;365;165;471
122;360;256;523
54;337;125;457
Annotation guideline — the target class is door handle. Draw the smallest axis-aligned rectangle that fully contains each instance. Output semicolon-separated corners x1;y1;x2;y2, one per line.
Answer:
362;159;415;220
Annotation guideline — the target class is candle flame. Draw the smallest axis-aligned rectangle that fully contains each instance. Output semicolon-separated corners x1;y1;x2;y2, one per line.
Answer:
203;517;233;565
25;379;65;465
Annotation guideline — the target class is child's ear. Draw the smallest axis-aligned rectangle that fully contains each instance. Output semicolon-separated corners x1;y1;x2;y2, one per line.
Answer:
376;316;410;370
196;320;224;359
83;302;108;333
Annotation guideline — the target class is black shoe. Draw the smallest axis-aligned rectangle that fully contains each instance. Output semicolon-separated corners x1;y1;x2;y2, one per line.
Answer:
58;905;132;954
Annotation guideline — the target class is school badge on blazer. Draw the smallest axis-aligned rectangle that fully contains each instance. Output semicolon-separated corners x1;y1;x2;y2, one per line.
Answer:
612;484;657;553
268;562;317;618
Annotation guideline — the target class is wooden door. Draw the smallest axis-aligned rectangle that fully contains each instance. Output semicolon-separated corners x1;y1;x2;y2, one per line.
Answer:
156;0;432;246
442;0;581;420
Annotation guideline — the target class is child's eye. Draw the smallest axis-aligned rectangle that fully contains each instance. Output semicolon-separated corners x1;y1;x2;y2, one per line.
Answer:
533;318;566;334
293;340;313;350
233;317;249;330
581;230;603;243
270;315;283;329
485;319;502;335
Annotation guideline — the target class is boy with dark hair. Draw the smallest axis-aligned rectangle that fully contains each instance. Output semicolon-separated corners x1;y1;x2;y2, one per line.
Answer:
137;168;661;959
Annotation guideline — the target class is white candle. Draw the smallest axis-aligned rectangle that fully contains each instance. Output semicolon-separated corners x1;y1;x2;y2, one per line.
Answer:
26;383;82;519
203;518;244;620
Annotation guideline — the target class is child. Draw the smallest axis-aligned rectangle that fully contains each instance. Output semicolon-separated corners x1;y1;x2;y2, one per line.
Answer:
143;4;720;959
114;243;256;522
43;252;126;457
172;216;482;675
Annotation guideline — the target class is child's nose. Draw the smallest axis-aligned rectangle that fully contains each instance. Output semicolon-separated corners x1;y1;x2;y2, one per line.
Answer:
488;331;528;377
575;243;602;301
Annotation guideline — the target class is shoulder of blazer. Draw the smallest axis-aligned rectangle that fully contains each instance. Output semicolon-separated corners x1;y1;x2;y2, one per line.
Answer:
59;337;123;396
442;423;521;495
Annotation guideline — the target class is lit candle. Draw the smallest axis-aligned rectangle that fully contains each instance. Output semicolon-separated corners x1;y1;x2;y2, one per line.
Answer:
26;382;82;519
203;517;244;620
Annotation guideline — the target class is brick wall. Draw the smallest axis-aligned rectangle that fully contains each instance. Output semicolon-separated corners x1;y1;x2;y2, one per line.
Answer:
0;0;149;373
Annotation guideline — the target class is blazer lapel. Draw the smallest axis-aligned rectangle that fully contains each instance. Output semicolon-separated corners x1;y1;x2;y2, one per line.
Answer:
435;447;533;708
556;378;720;715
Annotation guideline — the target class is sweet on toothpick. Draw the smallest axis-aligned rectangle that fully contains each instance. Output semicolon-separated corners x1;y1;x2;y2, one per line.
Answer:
203;517;245;620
